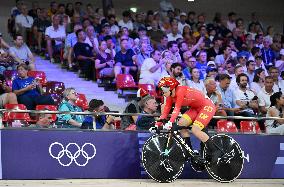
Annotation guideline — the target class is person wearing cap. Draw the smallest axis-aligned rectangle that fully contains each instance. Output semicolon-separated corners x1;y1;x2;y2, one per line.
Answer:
205;66;218;79
236;51;250;72
82;99;114;129
215;45;234;68
120;88;148;129
178;12;190;34
136;95;158;130
275;49;284;72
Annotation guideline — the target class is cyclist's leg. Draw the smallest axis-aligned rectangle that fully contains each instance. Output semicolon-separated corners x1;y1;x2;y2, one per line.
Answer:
178;108;198;150
191;101;216;150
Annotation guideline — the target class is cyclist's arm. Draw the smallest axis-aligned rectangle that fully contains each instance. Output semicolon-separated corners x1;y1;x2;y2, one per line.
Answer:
160;96;173;120
169;89;186;123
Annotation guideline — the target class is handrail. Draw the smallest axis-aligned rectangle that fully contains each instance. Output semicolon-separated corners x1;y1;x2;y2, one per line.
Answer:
0;109;283;121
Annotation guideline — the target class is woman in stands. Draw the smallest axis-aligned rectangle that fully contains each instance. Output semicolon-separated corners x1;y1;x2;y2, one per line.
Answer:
57;87;84;128
95;40;115;81
186;67;206;94
250;68;265;93
265;92;284;135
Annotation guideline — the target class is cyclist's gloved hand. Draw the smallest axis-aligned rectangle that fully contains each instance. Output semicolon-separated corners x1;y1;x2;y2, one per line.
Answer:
163;121;173;130
149;126;159;133
155;121;163;127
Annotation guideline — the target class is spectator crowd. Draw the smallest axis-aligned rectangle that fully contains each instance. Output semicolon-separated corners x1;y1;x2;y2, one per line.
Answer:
0;0;284;134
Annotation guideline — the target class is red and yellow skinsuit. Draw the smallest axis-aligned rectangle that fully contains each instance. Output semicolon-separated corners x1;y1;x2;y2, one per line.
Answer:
160;86;216;129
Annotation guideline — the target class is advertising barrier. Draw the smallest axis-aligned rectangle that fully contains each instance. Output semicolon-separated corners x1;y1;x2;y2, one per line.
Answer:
0;129;284;179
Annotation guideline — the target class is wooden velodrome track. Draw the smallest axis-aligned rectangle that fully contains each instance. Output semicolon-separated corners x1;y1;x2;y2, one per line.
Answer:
0;179;284;187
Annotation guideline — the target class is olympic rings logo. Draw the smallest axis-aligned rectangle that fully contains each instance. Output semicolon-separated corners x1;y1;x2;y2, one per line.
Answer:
49;142;96;167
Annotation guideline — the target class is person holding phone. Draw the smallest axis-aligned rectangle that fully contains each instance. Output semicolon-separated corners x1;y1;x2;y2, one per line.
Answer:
12;64;54;110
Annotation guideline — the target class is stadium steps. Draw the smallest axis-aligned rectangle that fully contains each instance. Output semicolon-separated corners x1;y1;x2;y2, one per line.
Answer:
34;57;127;112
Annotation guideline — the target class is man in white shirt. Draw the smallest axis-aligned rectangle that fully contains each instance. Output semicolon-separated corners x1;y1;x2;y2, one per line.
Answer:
45;14;66;63
226;12;236;31
15;4;33;44
139;50;167;85
167;22;182;42
118;10;133;31
178;12;190;34
269;66;284;92
108;15;119;36
257;76;274;115
84;25;99;54
234;73;258;117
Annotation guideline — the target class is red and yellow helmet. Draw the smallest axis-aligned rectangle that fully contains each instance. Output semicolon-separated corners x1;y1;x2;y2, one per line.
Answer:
158;77;180;91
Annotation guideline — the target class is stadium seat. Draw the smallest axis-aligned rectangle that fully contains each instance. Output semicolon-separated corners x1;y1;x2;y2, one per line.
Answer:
3;104;31;126
74;93;89;110
138;84;157;97
217;120;238;133
45;81;65;95
240;121;261;133
27;71;47;86
116;74;138;90
3;70;18;80
49;93;63;106
36;105;58;122
113;119;121;129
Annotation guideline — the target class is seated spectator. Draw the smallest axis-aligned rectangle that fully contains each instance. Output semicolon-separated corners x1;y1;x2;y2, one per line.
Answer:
250;68;265;93
12;64;54;110
9;34;35;70
229;64;245;90
204;78;227;117
120;88;148;129
217;74;239;116
73;29;95;81
57;87;84;128
136;95;158;130
269;66;284;92
261;37;275;69
224;60;236;78
195;50;208;80
265;92;284;134
167;22;182;42
183;55;196;80
30;111;53;128
95;41;115;80
207;36;223;61
246;60;256;84
82;99;115;130
0;74;17;108
0;38;13;74
65;24;83;69
275;49;284;72
205;66;218;79
104;35;116;58
136;42;150;70
114;39;137;78
118;10;133;31
139;50;168;85
170;63;187;85
234;73;258;117
186;67;206;94
85;25;99;54
15;4;33;44
156;35;168;52
45;14;66;63
215;45;234;67
32;8;51;54
257;76;275;115
255;56;268;75
167;41;182;64
236;51;249;72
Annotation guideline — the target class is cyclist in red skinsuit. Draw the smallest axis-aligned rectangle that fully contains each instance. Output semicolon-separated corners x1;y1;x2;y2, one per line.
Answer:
154;77;216;153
